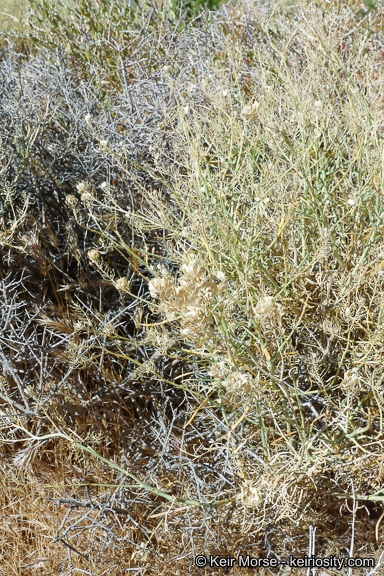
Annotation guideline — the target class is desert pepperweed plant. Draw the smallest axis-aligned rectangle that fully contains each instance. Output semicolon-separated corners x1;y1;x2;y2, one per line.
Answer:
2;0;384;573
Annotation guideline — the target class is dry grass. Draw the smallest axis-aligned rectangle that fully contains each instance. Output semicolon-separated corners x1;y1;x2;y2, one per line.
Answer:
0;0;80;32
2;0;384;573
0;0;27;32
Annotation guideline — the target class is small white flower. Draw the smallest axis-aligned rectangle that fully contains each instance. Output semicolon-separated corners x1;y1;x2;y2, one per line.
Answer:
81;192;93;203
241;479;261;508
148;277;165;299
115;277;129;292
100;181;108;189
66;194;77;206
76;181;87;193
99;139;108;150
340;369;360;391
348;199;355;206
254;296;280;328
223;371;252;394
208;360;231;379
85;113;92;125
183;105;189;115
222;89;228;97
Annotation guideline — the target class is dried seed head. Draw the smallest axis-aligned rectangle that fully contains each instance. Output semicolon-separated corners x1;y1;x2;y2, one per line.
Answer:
81;192;93;203
340;369;360;391
148;259;219;346
148;276;172;299
115;277;129;292
223;371;252;394
76;181;87;194
87;249;100;263
241;479;261;508
66;194;77;206
242;100;260;120
208;360;231;379
254;296;280;328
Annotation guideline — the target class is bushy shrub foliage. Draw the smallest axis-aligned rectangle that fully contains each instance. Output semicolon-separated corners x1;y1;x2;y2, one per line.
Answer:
1;0;384;573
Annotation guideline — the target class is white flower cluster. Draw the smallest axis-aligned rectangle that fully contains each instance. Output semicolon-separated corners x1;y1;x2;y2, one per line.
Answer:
148;259;225;345
143;328;177;355
222;370;254;395
65;194;77;206
240;479;261;508
253;296;280;331
115;277;129;292
76;181;93;203
340;369;361;392
208;359;232;379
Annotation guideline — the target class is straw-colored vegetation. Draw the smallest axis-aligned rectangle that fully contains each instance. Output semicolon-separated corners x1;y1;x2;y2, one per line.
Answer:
2;0;384;573
0;0;26;32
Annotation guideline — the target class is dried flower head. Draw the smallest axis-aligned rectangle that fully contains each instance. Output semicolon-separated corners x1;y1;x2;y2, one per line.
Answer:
242;100;260;120
253;296;280;329
81;191;93;203
115;277;129;292
24;385;35;397
87;249;100;263
208;359;232;379
241;479;261;508
223;371;253;394
76;181;87;194
216;271;227;283
148;275;173;300
73;321;85;332
66;194;77;206
148;259;224;346
340;369;361;391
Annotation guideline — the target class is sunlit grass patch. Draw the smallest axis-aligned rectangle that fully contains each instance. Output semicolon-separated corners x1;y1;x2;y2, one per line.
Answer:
0;0;27;32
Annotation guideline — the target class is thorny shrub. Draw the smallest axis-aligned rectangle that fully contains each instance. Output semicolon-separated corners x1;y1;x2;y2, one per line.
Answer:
2;0;384;574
